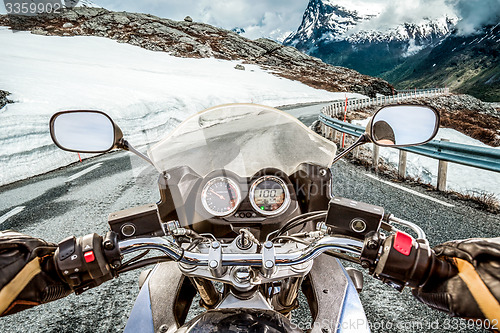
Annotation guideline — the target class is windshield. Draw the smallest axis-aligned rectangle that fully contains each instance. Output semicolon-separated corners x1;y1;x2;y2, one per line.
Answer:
148;104;337;177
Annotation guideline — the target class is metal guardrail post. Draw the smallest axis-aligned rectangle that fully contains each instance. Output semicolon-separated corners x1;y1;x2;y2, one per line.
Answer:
437;138;450;191
373;144;379;171
398;150;407;179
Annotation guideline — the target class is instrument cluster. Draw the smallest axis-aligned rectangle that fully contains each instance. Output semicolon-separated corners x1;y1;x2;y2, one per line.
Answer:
155;163;331;241
200;174;292;219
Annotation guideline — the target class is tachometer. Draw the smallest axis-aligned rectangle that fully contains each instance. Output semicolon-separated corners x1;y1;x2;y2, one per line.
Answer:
201;177;241;217
250;176;290;216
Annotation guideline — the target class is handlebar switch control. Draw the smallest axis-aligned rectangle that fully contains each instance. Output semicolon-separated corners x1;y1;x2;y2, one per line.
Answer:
58;236;76;261
393;231;413;256
369;232;436;291
54;233;120;295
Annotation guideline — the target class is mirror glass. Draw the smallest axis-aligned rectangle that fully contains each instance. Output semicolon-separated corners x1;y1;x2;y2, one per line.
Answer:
370;105;439;147
51;111;116;152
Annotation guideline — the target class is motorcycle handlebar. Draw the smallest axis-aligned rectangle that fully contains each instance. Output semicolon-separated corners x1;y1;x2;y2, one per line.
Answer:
55;230;457;294
118;233;458;291
118;236;364;267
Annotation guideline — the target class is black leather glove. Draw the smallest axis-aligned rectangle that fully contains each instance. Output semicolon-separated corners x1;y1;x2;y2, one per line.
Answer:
412;237;500;323
0;230;72;316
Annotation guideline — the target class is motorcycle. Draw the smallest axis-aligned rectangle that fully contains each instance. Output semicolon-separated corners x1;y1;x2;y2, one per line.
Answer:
46;103;451;332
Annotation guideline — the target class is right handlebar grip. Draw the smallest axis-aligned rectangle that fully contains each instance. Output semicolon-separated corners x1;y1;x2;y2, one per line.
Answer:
364;231;458;290
420;251;457;288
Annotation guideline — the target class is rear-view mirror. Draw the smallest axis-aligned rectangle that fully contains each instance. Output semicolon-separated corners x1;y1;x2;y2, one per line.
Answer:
50;110;123;153
369;105;439;147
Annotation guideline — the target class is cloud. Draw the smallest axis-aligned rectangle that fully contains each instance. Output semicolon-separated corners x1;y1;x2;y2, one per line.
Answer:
351;0;457;32
345;0;498;36
447;0;500;35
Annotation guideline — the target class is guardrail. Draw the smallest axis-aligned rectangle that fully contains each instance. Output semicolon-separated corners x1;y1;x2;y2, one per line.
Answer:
321;88;449;118
317;89;500;191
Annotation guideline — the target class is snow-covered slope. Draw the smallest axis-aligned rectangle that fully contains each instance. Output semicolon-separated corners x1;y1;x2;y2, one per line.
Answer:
0;29;365;186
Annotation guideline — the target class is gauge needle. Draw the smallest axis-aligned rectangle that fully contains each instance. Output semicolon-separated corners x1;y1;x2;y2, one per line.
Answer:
210;189;225;200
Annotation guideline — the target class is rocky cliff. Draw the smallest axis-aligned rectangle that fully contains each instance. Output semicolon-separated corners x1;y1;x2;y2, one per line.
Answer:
383;24;500;102
0;8;393;97
0;90;12;110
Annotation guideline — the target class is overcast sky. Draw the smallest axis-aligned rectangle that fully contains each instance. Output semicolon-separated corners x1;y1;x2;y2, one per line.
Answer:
95;0;500;39
1;0;498;39
93;0;307;41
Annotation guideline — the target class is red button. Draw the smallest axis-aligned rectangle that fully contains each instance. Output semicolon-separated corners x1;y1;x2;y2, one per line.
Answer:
393;231;413;256
84;251;95;263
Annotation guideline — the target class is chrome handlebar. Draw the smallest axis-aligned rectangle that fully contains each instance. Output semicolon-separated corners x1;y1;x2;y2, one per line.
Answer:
119;236;363;267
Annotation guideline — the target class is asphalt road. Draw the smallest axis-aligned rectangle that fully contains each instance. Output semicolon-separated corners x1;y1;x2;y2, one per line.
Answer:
0;103;498;332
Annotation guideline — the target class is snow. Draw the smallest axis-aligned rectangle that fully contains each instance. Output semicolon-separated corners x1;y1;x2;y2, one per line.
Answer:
324;0;383;17
0;28;362;186
354;118;500;200
403;39;426;57
289;1;457;45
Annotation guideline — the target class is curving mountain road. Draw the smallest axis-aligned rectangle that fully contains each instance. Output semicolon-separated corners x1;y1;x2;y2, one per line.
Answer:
0;103;497;333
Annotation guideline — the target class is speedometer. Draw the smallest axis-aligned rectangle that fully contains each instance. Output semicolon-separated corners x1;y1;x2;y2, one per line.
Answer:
250;176;290;216
201;177;241;217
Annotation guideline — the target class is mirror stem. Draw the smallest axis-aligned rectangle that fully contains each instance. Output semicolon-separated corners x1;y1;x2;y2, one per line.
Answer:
116;139;154;166
331;134;370;165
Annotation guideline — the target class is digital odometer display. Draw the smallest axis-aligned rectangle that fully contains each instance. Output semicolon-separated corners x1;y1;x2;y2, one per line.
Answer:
250;176;290;216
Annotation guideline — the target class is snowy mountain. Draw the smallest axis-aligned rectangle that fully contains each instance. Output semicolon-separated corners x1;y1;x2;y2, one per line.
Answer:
283;1;370;49
285;0;455;49
383;23;500;102
63;0;101;8
284;0;456;78
231;27;245;34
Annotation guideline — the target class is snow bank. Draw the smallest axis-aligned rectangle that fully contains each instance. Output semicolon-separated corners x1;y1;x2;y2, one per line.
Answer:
354;118;500;199
0;28;364;185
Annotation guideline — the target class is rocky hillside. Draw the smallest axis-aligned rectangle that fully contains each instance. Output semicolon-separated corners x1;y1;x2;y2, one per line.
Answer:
383;24;500;102
0;8;393;97
0;90;12;109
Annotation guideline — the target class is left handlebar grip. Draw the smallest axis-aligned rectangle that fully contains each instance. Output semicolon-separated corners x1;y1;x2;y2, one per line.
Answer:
54;232;122;294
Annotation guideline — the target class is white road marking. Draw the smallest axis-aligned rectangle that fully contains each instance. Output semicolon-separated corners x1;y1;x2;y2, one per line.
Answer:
319;147;331;155
66;163;103;182
0;206;26;225
364;173;455;208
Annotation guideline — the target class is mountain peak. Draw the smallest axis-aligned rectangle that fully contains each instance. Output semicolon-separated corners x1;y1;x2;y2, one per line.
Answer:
284;0;368;47
284;0;455;50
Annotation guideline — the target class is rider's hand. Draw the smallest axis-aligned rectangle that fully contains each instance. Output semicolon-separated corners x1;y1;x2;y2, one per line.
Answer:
0;230;72;316
412;237;500;322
